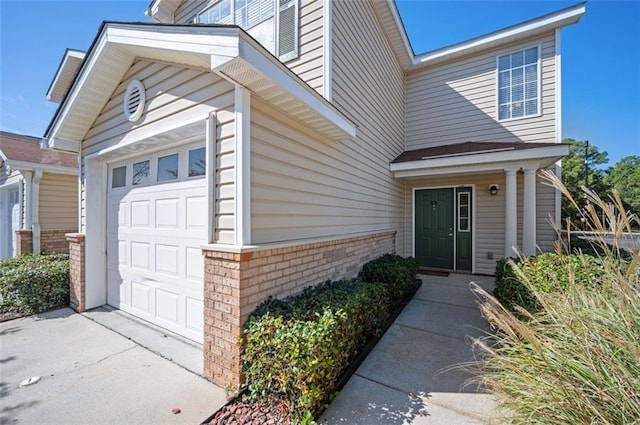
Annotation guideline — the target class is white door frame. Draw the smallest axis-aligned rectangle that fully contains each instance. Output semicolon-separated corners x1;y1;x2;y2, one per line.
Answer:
411;184;476;274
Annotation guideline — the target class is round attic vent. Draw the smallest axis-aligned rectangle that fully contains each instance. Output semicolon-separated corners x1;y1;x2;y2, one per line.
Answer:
123;80;145;122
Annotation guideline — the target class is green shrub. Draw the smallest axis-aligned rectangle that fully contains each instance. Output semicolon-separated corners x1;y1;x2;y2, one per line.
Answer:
243;279;389;421
0;254;70;315
494;253;607;312
359;254;419;307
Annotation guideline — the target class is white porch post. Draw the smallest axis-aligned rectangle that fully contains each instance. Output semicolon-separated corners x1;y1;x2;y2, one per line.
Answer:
522;166;537;256
22;171;33;230
504;167;518;257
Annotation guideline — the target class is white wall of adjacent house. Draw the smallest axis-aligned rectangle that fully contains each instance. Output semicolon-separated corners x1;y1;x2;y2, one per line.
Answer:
174;0;326;97
0;165;23;259
405;32;557;151
403;170;557;275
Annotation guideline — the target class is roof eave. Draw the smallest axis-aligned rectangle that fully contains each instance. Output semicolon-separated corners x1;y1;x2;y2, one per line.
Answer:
389;144;569;178
45;23;356;153
46;49;86;104
410;2;586;70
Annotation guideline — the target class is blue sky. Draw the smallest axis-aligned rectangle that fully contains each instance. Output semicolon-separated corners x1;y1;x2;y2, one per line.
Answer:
1;0;638;166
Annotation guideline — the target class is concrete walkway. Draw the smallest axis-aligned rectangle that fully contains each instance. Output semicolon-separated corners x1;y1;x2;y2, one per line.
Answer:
0;308;227;424
320;273;499;424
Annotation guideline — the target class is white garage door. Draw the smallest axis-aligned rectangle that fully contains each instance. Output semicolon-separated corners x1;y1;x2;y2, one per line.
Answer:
107;143;207;343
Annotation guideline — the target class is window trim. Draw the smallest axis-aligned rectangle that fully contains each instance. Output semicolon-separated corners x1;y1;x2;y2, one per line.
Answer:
495;44;542;123
457;191;471;233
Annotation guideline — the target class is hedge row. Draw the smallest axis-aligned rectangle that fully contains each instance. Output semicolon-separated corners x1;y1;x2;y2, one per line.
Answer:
494;252;607;312
0;254;70;315
242;254;419;421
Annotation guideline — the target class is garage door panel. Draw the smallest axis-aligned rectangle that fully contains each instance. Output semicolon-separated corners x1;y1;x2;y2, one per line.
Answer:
131;281;152;314
131;201;151;227
155;198;180;228
156;289;179;323
156;244;180;276
186;297;203;333
186;196;207;229
186;247;204;281
107;143;205;344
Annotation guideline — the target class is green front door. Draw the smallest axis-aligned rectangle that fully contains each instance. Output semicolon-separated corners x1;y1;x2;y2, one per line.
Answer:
415;189;454;269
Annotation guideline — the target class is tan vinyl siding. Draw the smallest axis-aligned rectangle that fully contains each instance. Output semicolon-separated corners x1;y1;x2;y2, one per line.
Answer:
405;33;557;150
79;60;236;239
250;99;399;243
174;0;325;95
215;108;236;244
39;173;78;231
405;171;557;275
286;0;324;95
330;0;405;250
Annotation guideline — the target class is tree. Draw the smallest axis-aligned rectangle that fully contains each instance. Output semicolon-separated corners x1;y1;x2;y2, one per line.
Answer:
604;155;640;216
561;138;608;227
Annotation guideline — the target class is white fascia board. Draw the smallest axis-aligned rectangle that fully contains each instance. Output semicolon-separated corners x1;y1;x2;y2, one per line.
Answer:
147;2;174;23
46;50;86;102
46;33;110;145
106;25;239;57
413;3;585;67
387;0;414;64
227;33;357;138
5;160;78;176
46;137;80;153
390;144;569;174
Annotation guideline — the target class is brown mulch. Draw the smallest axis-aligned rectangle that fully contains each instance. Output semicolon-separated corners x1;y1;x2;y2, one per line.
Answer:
0;309;25;322
207;396;291;425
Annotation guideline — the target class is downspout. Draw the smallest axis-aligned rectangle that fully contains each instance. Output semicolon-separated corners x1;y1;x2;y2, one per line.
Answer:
32;170;43;254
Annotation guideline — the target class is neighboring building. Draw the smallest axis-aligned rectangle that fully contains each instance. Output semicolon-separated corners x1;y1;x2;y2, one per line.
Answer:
43;0;585;387
0;131;78;259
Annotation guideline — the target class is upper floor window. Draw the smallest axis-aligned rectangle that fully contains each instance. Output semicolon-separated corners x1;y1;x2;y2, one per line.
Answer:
197;0;298;62
497;46;540;121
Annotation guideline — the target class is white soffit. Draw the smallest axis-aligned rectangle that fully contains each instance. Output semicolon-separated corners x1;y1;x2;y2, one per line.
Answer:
46;49;86;104
46;23;356;153
389;144;569;178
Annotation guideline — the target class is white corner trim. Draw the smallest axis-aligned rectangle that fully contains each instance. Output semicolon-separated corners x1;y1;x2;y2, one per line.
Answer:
234;86;251;246
31;170;43;255
206;112;217;244
555;28;562;144
322;0;333;102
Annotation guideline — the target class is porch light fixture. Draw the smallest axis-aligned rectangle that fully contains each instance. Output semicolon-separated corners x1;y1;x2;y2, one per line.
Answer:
489;184;499;196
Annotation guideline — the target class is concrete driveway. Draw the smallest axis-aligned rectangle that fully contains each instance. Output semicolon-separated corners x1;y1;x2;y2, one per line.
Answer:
0;308;227;425
320;273;499;424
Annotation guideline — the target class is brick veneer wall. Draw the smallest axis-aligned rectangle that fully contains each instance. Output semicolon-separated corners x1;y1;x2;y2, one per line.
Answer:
15;230;32;255
202;230;396;388
66;233;86;312
41;230;75;254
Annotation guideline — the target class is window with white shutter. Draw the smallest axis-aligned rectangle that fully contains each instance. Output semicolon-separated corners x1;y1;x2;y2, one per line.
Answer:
197;0;298;62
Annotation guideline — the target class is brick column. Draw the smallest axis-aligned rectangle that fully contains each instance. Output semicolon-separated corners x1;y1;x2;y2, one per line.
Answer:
202;231;396;389
15;230;33;255
66;233;86;312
